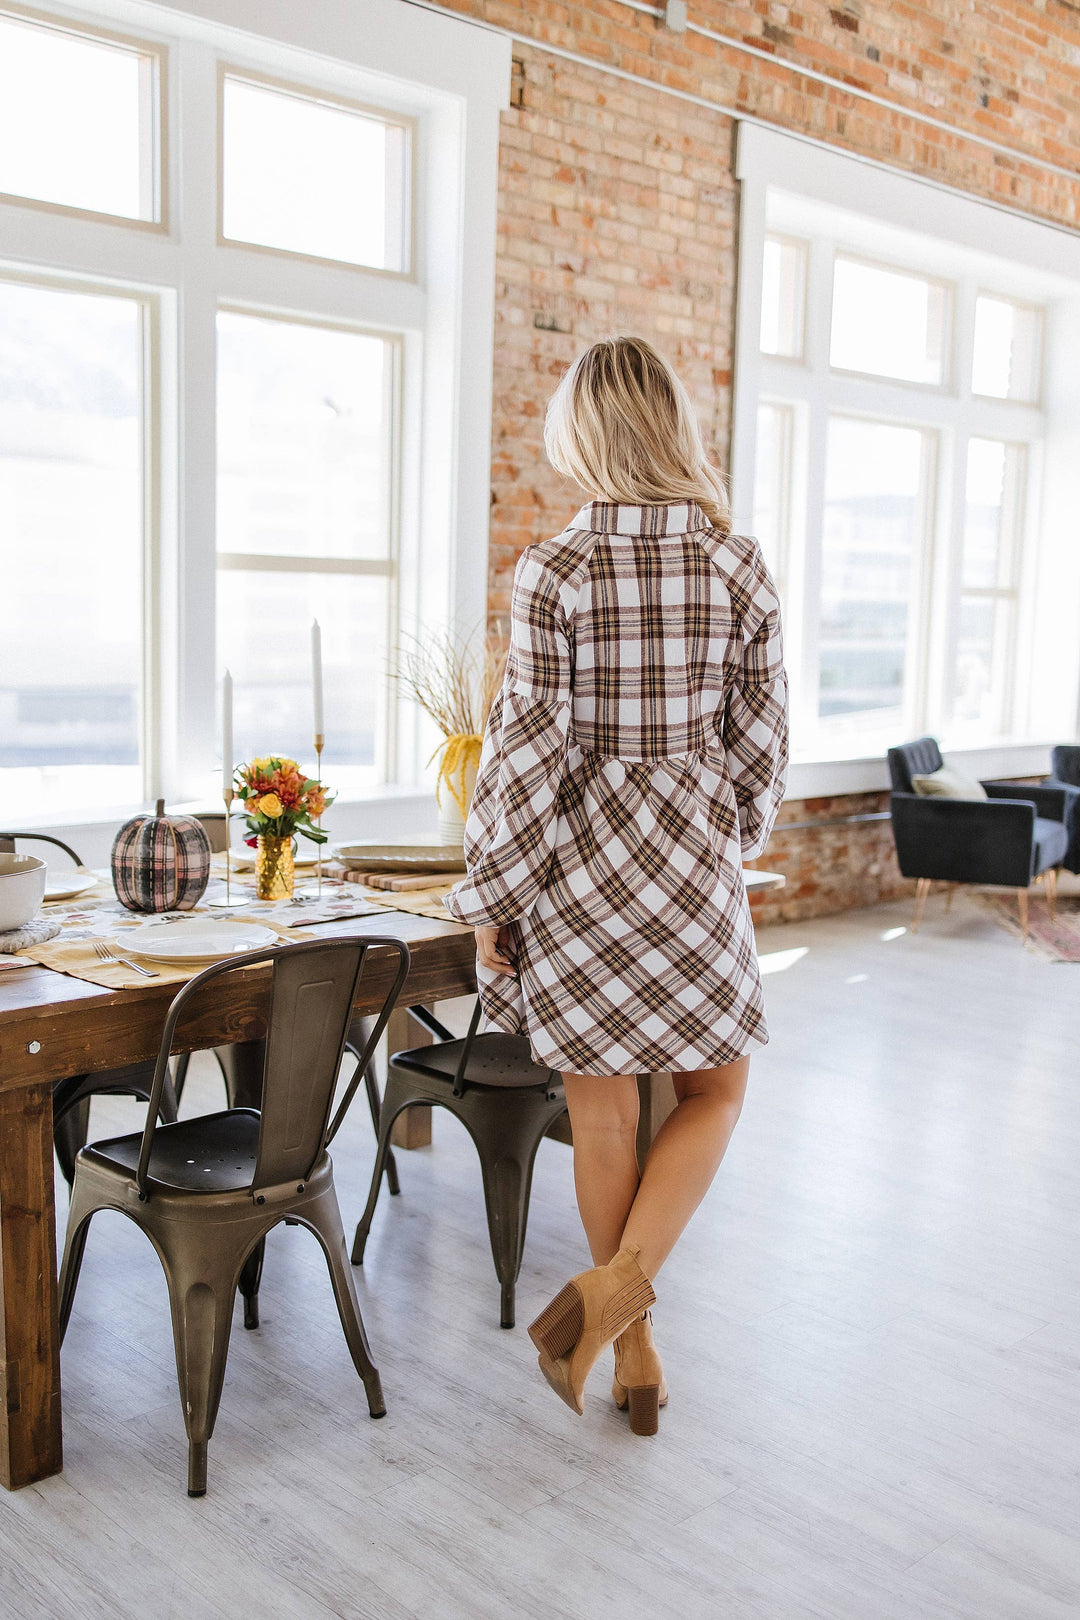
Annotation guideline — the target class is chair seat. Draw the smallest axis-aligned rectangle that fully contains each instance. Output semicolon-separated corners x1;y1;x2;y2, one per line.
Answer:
82;1108;261;1192
393;1032;559;1090
1033;817;1069;875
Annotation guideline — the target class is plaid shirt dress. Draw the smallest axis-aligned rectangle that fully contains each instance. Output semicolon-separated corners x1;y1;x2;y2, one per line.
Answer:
445;501;789;1076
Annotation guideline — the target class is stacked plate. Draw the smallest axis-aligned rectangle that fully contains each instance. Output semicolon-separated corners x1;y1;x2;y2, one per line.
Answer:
118;918;279;965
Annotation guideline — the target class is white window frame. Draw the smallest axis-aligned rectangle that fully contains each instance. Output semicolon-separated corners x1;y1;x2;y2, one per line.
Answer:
732;122;1080;799
1;0;508;819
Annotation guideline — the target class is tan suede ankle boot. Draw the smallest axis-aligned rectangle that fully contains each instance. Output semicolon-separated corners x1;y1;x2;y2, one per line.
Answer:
612;1310;668;1435
528;1245;656;1416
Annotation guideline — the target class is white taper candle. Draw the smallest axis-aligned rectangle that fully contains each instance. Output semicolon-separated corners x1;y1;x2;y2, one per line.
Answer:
222;669;233;798
311;619;324;740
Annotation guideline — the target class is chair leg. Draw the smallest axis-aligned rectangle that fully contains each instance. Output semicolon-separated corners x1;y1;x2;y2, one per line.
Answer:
238;1237;265;1330
53;1093;90;1189
911;878;931;933
300;1183;385;1418
57;1175;101;1341
1045;867;1059;918
362;1059;400;1197
1017;888;1029;942
351;1075;414;1265
172;1051;191;1107
156;1236;242;1497
944;883;956;914
466;1096;556;1330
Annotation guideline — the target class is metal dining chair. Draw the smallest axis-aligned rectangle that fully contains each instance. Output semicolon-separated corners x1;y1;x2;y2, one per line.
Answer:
351;998;568;1329
58;934;410;1497
1;830;183;1183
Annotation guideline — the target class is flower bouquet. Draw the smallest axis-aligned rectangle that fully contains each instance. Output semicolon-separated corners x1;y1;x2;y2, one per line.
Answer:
234;756;333;899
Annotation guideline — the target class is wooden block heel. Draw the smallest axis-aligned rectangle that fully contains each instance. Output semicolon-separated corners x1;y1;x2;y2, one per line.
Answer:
528;1283;584;1361
626;1384;661;1436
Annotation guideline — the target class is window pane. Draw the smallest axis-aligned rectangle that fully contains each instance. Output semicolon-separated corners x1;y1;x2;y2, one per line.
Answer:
217;571;387;793
951;437;1023;732
819;418;929;730
760;236;806;358
0;13;156;220
962;438;1022;591
0;280;143;815
830;258;949;386
753;402;793;591
217;312;393;561
971;295;1041;402
222;76;408;271
952;596;1013;731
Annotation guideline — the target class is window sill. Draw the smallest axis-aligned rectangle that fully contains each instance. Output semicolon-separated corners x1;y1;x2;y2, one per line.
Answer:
786;739;1058;801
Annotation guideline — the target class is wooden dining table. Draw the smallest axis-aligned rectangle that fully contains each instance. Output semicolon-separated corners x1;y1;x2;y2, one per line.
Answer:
0;867;783;1492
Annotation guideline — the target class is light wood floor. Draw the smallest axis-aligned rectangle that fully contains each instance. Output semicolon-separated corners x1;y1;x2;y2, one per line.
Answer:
5;895;1080;1620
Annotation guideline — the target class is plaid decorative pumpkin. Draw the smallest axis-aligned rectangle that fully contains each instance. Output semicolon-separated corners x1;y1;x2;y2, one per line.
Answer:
111;800;211;913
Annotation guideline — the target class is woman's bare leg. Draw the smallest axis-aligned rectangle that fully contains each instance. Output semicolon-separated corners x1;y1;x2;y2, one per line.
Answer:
619;1056;750;1280
561;1073;641;1265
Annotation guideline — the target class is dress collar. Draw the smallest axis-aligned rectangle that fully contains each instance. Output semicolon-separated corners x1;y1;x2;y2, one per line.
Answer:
569;500;711;537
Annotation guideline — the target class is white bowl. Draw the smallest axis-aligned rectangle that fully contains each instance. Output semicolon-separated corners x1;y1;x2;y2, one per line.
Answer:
0;853;47;934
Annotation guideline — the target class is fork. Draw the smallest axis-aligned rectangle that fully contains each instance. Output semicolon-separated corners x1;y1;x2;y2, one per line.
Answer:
92;939;160;978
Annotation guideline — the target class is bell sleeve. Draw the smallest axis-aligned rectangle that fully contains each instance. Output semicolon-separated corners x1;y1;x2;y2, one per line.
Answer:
445;550;573;928
723;544;789;861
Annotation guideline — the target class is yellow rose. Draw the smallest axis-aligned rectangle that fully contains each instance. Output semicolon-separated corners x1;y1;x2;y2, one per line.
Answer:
258;792;283;818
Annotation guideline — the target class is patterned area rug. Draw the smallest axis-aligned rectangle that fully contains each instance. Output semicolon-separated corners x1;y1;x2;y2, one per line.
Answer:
971;892;1080;961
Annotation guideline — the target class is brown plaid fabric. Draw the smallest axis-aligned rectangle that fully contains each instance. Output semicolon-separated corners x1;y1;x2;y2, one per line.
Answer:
445;501;788;1075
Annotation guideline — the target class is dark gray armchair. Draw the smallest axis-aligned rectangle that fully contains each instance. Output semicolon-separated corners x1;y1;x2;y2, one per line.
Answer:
886;737;1068;940
1046;746;1080;874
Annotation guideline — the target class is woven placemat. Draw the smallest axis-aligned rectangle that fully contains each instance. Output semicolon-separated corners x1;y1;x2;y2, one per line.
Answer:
24;920;314;990
0;916;63;953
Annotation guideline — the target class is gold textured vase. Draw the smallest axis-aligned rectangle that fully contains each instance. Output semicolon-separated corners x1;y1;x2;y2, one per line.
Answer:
255;834;294;900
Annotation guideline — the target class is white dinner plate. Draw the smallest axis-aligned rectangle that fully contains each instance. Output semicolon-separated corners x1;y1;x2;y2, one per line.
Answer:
123;918;278;963
43;869;99;902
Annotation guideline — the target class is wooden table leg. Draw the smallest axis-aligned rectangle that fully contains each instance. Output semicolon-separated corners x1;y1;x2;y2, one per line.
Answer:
388;1006;432;1149
0;1082;62;1489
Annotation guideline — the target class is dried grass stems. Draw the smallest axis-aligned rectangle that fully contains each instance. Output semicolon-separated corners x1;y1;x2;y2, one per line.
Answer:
394;631;505;740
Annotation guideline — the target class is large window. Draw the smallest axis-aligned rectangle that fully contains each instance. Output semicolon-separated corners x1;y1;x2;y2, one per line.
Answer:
0;0;505;817
755;228;1044;755
0;278;145;812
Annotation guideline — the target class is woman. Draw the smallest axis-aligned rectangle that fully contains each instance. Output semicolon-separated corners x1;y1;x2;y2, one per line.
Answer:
445;337;788;1434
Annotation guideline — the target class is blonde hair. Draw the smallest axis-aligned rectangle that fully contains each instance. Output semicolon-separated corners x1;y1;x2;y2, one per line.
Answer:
544;336;731;535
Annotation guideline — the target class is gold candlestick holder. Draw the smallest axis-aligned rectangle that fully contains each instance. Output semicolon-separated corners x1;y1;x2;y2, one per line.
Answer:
314;734;324;898
223;788;234;906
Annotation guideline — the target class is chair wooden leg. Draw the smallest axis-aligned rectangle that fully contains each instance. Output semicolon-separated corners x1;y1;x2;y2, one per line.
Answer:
944;883;956;914
912;878;931;933
1017;889;1029;942
1045;867;1059;917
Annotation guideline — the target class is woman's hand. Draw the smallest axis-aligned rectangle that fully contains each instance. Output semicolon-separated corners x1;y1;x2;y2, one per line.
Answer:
475;924;516;975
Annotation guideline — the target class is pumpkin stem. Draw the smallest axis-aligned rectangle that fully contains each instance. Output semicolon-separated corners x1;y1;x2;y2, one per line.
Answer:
155;799;165;817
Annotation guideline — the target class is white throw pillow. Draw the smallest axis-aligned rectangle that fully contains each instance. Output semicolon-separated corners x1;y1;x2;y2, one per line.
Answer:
910;765;987;801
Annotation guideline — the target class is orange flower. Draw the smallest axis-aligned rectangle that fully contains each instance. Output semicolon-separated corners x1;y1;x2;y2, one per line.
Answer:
305;788;327;818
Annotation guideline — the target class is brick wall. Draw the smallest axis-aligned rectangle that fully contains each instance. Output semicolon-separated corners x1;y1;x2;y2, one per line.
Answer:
450;0;1080;920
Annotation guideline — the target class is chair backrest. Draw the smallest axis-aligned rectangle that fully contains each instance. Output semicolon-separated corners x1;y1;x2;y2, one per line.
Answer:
1051;745;1080;788
886;737;943;795
135;935;410;1197
0;831;84;865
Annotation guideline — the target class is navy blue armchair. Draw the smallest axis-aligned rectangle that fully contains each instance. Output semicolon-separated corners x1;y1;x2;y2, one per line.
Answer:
887;737;1068;940
1046;746;1080;874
